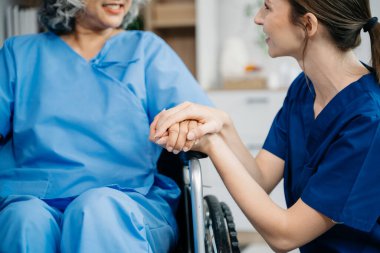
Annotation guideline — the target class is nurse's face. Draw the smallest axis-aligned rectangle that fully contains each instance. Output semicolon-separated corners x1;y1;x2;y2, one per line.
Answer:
254;0;305;59
76;0;132;31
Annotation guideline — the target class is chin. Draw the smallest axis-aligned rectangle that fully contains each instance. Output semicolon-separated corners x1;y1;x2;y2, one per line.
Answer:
267;48;289;58
267;49;278;58
103;19;124;29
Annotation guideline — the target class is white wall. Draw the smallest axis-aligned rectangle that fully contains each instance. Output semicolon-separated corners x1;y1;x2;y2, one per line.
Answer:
197;0;301;89
355;0;380;63
197;0;380;89
195;0;219;90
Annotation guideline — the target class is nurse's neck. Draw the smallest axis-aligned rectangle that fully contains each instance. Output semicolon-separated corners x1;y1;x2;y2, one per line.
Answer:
298;39;369;114
60;24;122;61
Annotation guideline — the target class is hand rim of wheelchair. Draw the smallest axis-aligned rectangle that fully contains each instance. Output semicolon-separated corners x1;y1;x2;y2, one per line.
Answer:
203;195;240;253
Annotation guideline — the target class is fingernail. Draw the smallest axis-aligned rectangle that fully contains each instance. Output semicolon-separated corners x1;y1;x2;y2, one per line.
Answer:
155;138;165;145
173;149;180;155
187;132;195;140
167;146;173;152
183;147;189;152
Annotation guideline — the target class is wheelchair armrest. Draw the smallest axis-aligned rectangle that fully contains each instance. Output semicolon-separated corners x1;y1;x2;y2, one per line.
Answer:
179;151;207;253
179;151;207;163
157;150;207;253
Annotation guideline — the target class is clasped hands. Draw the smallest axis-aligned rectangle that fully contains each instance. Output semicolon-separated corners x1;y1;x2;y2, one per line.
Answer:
149;102;228;154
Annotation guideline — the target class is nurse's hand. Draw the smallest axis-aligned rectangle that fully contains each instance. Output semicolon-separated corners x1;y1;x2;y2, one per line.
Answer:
150;102;230;143
152;119;199;154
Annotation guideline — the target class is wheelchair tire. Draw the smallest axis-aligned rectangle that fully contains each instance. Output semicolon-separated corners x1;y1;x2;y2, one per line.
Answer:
220;202;240;253
204;195;231;253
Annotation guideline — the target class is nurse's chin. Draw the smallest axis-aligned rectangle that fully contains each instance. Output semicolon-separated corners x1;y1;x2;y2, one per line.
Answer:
267;50;281;58
267;48;291;58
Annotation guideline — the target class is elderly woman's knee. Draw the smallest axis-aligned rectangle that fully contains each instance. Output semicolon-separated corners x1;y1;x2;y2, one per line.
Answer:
63;187;137;219
0;196;60;232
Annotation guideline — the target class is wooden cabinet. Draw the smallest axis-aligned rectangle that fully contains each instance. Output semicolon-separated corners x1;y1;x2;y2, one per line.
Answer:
144;0;197;76
12;0;40;6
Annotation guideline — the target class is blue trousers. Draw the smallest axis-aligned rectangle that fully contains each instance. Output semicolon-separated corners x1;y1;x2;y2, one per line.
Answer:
0;185;179;253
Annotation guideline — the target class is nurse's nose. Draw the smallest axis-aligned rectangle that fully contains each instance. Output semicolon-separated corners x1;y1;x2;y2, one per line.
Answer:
254;7;264;25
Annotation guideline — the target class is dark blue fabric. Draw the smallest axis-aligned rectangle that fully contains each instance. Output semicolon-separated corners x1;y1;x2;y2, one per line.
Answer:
263;72;380;252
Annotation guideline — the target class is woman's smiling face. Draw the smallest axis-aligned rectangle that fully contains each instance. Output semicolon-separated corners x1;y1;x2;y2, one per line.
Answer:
76;0;132;31
254;0;306;59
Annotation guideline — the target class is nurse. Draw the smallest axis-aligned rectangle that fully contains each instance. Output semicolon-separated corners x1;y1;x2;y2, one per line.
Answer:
151;0;380;252
0;0;210;252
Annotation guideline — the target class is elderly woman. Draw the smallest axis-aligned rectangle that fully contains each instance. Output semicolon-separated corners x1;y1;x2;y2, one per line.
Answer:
0;0;210;252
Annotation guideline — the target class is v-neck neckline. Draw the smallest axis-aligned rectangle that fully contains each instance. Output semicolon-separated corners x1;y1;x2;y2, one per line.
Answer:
304;72;374;154
310;72;372;122
50;31;126;64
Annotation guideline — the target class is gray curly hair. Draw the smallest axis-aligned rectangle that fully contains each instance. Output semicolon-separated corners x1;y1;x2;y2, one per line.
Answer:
39;0;147;34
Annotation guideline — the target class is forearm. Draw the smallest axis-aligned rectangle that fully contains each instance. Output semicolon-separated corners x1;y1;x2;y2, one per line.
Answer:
219;117;268;191
205;136;299;251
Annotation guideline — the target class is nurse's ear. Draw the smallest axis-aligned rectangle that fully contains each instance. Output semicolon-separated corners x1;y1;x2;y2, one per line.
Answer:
302;13;319;38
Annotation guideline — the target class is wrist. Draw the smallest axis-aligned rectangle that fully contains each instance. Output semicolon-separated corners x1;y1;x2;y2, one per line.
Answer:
203;134;225;155
221;110;232;128
220;112;234;139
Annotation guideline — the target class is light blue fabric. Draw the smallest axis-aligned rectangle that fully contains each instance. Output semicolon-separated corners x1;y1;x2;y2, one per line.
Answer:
0;31;211;252
0;185;177;253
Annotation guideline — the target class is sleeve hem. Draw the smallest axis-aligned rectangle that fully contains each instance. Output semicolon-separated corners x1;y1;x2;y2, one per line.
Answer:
301;190;375;232
262;143;286;161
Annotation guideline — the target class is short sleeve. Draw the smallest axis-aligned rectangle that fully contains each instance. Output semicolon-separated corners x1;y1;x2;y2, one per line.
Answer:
301;115;380;232
0;39;16;139
262;92;290;160
144;33;212;123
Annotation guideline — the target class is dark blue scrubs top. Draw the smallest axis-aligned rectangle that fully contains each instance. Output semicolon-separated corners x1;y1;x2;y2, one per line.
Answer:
263;72;380;252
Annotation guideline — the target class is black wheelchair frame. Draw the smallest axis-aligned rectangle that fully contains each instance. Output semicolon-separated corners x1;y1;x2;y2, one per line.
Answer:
157;150;241;253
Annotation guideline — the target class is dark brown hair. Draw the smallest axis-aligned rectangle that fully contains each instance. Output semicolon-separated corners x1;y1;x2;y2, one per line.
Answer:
288;0;380;82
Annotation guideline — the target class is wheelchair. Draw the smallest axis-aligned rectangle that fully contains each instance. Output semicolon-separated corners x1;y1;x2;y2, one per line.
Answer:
157;150;241;253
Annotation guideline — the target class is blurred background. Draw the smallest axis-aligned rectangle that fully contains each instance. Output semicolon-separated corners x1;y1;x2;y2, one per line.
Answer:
1;0;379;251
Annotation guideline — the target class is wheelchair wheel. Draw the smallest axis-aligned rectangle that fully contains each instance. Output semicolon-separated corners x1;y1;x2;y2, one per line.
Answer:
220;202;240;253
204;195;240;253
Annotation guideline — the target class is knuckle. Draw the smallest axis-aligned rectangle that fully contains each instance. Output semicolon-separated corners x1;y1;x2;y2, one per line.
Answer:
168;128;179;134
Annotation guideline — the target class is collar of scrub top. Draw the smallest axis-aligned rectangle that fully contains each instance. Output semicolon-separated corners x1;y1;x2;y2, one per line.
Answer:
90;33;140;68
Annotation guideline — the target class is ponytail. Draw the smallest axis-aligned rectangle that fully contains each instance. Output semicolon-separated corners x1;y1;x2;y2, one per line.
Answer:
369;22;380;83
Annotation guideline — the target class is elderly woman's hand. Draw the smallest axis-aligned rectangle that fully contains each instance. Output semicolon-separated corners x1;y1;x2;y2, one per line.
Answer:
149;102;230;146
153;119;200;154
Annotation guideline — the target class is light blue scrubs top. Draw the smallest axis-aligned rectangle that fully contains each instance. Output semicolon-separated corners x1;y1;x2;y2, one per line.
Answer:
263;71;380;252
0;31;211;199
